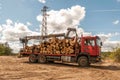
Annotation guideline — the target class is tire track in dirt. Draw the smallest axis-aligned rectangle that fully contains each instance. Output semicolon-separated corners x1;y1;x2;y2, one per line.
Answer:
0;56;120;80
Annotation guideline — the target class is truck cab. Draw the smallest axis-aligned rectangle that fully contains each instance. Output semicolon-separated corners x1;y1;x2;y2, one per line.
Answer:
77;36;102;66
81;36;101;57
65;28;102;64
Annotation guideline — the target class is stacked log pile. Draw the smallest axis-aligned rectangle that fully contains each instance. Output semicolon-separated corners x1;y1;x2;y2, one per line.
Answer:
23;37;79;54
23;46;33;53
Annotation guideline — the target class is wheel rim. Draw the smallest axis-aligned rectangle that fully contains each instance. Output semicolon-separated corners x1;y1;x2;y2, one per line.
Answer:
80;58;87;66
39;55;46;63
30;56;35;62
29;54;37;63
78;56;88;67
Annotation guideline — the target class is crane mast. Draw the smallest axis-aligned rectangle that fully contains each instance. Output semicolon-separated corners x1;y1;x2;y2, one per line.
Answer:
41;6;48;37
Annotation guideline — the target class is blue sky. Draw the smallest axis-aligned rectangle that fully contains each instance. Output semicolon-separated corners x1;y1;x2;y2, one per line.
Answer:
0;0;120;52
0;0;120;33
0;0;120;37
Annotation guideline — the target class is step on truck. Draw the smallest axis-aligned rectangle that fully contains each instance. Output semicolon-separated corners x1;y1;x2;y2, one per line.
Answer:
19;28;102;67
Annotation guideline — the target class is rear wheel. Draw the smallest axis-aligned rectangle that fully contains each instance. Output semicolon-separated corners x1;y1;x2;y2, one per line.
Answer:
38;55;47;63
78;56;89;67
29;54;38;63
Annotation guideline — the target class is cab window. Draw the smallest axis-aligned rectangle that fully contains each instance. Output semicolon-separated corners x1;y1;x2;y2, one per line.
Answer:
84;39;95;46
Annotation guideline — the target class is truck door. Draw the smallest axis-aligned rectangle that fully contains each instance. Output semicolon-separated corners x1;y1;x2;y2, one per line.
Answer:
83;39;97;56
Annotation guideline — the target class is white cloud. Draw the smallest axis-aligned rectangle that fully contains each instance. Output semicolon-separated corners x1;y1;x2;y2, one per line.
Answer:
1;22;31;41
0;25;2;32
102;41;120;52
8;41;22;53
37;5;86;35
6;19;13;25
38;0;46;3
97;33;112;42
0;19;39;53
26;22;32;26
113;20;119;25
97;32;120;52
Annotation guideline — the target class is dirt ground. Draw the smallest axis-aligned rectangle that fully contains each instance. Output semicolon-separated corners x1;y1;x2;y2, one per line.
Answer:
0;56;120;80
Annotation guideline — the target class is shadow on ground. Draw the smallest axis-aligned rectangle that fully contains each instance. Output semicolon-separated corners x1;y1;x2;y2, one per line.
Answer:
23;61;120;71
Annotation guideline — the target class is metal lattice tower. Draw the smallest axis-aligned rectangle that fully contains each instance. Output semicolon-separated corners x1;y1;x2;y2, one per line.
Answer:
41;6;48;36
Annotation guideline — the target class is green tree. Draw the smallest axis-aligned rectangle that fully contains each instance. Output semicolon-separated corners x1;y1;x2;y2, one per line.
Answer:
0;44;12;56
4;47;12;55
0;45;5;55
114;48;120;62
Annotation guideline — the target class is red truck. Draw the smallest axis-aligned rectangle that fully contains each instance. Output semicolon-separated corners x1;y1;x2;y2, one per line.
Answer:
19;28;102;67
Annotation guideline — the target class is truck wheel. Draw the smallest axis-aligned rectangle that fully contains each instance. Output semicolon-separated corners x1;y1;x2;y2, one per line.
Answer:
38;55;46;63
29;54;38;63
78;56;89;67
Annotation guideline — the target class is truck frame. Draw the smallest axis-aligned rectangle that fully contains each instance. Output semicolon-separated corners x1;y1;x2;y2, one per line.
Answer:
19;28;102;67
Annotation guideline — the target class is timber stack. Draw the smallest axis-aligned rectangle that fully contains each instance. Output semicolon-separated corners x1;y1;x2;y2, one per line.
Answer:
23;37;79;54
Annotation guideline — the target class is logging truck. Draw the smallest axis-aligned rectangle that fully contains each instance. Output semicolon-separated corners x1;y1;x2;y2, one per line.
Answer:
19;28;102;67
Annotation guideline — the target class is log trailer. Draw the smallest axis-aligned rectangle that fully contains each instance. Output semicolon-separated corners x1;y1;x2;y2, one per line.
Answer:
19;28;102;67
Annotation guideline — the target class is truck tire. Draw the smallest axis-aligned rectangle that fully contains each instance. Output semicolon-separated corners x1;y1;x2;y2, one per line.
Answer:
29;54;38;63
78;56;89;67
38;55;46;63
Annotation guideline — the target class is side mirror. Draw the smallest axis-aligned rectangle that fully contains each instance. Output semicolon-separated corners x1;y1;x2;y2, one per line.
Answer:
100;42;102;46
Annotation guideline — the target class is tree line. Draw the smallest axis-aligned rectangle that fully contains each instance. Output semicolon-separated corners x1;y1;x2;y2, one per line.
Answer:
102;47;120;62
0;43;12;56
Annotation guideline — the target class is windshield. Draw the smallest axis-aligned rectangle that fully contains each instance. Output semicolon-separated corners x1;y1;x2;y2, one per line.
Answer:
84;39;95;46
96;37;102;47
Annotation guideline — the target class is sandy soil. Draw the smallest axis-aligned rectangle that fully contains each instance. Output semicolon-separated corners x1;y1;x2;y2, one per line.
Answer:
0;56;120;80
